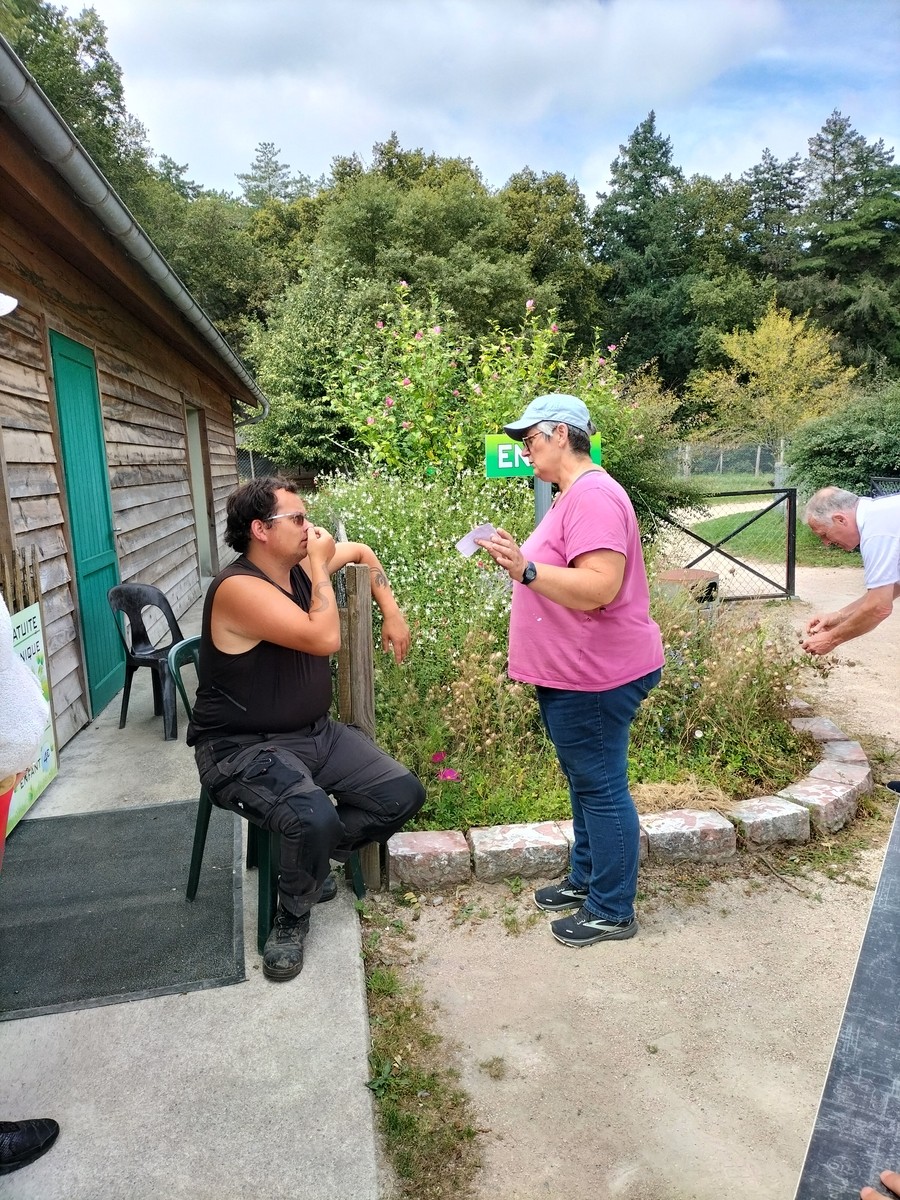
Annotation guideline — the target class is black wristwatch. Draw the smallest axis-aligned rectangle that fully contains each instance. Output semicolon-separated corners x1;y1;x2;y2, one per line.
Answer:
521;561;537;586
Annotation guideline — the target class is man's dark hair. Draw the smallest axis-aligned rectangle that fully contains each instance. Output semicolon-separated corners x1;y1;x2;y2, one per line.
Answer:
225;476;299;553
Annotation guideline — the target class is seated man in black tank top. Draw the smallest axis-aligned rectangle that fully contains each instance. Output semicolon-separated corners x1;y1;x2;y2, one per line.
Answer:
187;476;425;981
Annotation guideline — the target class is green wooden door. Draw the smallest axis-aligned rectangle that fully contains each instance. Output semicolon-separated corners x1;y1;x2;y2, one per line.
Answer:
49;331;123;714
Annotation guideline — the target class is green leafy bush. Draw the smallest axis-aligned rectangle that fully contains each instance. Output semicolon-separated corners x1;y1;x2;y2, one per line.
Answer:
786;380;900;494
632;591;818;797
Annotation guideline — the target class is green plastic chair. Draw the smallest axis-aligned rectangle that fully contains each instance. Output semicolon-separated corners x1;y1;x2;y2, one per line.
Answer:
167;636;364;954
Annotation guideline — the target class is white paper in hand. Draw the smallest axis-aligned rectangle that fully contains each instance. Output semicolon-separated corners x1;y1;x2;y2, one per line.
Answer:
455;522;498;557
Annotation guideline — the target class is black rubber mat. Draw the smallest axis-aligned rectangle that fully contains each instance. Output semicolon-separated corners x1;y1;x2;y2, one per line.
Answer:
0;800;244;1020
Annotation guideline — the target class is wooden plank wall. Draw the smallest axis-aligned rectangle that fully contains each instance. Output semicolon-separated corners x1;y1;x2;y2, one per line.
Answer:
0;206;241;746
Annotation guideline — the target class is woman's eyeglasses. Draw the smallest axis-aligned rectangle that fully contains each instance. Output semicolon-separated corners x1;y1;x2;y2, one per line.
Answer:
521;431;544;456
266;511;309;527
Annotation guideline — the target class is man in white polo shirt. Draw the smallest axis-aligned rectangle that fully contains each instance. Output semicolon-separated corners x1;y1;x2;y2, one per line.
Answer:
802;487;900;655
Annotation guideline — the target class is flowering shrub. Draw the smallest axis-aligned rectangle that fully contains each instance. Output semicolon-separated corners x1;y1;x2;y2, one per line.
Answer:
329;285;581;478
324;283;693;525
329;284;471;474
465;305;569;436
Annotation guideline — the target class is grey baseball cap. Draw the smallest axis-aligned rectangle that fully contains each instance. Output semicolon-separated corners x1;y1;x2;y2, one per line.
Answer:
503;393;594;439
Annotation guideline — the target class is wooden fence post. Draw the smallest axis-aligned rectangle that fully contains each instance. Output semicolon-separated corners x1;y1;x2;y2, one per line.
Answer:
336;562;383;891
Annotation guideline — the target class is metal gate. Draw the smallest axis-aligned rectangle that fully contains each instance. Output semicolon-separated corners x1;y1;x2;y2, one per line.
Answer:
653;488;797;601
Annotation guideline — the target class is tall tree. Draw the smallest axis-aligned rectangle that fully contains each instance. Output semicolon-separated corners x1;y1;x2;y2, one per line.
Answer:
741;149;806;274
592;112;695;386
784;162;900;368
594;111;685;247
155;154;201;201
686;301;858;457
312;144;534;334
369;131;481;190
778;115;899;368
804;110;893;225
2;0;152;195
236;141;312;206
677;174;773;372
498;167;607;347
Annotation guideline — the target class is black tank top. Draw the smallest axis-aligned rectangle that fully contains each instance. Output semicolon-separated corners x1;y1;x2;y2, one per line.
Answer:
186;556;332;745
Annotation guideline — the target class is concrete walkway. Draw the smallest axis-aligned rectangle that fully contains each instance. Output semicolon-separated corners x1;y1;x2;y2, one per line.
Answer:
1;595;382;1199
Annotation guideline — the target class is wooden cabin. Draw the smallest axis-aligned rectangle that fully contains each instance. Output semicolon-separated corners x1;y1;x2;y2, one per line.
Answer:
0;40;269;747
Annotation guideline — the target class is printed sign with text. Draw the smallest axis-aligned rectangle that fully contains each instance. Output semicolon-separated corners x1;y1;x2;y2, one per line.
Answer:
7;602;58;833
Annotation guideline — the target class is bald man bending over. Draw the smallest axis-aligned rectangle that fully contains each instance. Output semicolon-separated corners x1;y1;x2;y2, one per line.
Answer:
802;487;900;657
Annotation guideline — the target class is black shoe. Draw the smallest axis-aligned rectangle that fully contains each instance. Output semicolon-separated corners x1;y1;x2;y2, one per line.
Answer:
319;872;338;903
262;908;310;981
534;875;589;912
0;1119;60;1175
887;781;900;794
550;906;638;948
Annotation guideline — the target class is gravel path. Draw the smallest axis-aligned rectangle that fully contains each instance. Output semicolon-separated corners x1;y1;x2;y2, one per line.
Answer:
392;563;900;1200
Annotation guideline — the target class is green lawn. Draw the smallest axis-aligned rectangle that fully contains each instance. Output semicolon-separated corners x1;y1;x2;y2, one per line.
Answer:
676;472;778;506
691;508;863;568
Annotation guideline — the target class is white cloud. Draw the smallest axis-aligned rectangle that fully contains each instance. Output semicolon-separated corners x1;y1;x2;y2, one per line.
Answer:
87;0;897;196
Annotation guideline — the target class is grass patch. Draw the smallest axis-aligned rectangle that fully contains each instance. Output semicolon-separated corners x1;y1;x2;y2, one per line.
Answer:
360;898;481;1200
478;1056;507;1080
501;902;542;935
680;472;777;503
691;508;863;568
766;795;894;883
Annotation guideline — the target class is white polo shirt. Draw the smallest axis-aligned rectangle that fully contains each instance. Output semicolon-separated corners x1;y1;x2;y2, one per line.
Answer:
857;494;900;589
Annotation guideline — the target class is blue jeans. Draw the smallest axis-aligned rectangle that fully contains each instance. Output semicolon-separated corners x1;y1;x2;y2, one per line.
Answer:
536;669;661;922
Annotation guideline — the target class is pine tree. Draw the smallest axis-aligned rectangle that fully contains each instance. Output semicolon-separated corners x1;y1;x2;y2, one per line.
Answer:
804;110;893;225
742;149;806;274
591;112;694;386
237;142;312;206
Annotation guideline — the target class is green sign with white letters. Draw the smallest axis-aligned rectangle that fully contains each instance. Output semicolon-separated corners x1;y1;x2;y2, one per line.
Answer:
484;434;601;477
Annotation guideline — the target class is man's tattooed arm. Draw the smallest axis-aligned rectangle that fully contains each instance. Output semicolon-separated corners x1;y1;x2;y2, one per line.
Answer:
309;581;336;613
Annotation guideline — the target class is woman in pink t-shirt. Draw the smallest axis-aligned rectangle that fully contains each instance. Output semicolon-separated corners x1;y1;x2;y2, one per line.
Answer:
477;394;663;948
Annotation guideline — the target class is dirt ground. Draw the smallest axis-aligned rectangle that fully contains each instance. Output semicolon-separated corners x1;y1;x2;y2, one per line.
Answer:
395;561;900;1200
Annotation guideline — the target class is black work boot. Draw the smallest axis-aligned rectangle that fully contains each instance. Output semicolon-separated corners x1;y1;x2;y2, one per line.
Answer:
0;1118;60;1174
262;907;310;981
319;872;338;903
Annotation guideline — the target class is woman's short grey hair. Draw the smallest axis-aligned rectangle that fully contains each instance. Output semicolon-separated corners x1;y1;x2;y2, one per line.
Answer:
804;487;860;525
536;420;593;456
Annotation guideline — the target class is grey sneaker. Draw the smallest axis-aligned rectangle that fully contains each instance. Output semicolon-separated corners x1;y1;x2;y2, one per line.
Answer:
550;906;637;947
533;876;589;912
262;908;310;980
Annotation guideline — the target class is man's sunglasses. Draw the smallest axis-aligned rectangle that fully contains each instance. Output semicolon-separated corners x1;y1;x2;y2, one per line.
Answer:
265;511;309;527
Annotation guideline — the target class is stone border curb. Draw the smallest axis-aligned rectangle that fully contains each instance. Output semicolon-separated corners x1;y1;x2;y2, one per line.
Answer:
385;699;874;889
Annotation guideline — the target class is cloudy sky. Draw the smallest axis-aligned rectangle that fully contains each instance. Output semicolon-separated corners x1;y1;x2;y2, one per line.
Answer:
85;0;899;200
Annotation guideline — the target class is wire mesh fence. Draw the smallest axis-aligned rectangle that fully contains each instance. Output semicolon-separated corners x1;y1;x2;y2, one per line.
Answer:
236;447;317;491
670;444;778;478
650;489;797;601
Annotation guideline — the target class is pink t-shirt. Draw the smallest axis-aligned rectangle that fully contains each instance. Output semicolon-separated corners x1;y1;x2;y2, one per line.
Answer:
508;470;664;692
